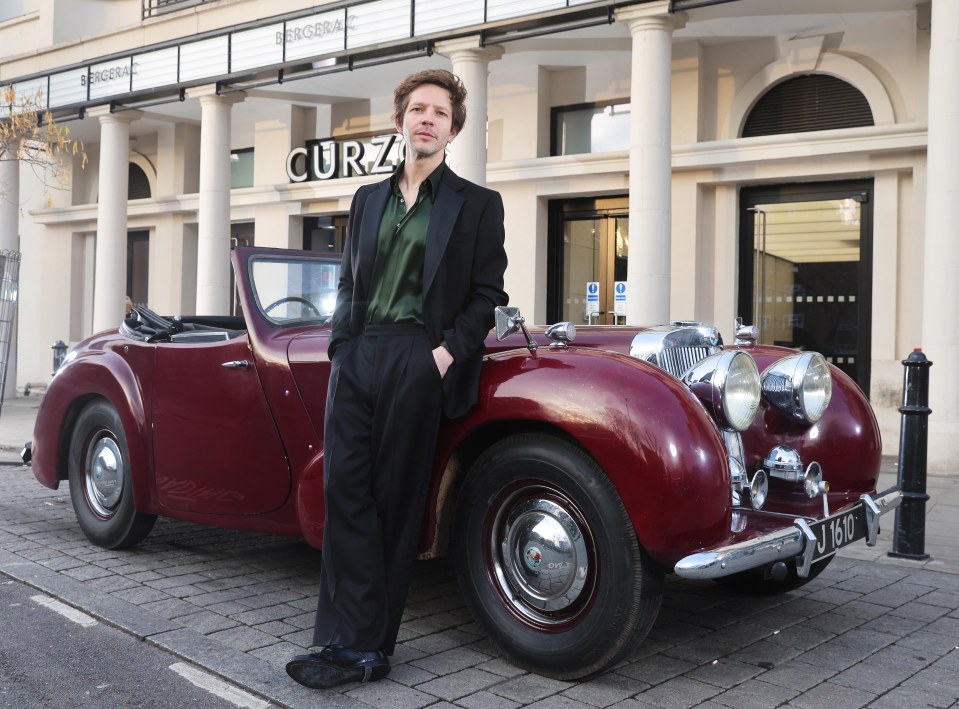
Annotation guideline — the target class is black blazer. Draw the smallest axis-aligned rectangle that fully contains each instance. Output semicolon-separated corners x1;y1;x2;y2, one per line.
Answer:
328;166;509;418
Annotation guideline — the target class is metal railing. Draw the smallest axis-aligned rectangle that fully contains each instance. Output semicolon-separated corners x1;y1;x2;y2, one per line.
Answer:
142;0;210;20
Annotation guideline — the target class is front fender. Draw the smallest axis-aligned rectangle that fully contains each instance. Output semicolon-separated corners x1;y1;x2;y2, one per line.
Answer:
738;345;882;513
32;337;153;513
436;347;732;566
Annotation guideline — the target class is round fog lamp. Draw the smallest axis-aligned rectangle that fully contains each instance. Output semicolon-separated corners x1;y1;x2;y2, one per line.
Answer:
749;470;768;511
803;462;829;498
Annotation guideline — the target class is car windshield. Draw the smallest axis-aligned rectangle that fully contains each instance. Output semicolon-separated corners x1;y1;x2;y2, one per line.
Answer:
250;255;340;325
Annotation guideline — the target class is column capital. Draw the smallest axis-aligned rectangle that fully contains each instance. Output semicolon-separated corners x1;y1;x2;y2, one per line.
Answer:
615;2;686;33
186;84;246;105
86;105;142;124
436;35;505;63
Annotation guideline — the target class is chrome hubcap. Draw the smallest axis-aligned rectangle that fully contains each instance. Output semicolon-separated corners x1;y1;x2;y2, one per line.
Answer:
491;492;590;624
85;434;123;517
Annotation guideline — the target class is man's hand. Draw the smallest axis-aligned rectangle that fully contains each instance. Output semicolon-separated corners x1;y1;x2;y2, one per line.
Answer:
432;345;454;379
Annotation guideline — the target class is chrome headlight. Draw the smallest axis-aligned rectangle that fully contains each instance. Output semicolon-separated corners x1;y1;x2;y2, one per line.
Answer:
544;321;576;346
749;470;769;511
683;350;761;432
761;352;832;424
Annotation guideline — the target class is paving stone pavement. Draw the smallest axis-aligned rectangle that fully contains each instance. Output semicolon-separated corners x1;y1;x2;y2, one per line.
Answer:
1;395;957;709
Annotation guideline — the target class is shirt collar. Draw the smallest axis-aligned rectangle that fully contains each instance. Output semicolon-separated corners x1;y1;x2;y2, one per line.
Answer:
390;160;446;200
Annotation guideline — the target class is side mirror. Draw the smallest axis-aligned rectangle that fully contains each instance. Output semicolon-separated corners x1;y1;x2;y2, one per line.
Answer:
495;306;522;340
494;306;538;351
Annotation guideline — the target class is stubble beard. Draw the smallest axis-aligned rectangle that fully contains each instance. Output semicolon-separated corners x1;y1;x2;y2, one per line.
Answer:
403;129;447;164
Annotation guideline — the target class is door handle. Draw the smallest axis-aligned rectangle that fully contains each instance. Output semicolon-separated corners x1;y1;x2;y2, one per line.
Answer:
221;360;250;369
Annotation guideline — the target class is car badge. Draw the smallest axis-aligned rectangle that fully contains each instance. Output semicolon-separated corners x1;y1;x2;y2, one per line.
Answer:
524;546;542;569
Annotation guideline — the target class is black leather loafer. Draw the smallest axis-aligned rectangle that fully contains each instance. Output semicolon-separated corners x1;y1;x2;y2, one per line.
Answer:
286;646;390;689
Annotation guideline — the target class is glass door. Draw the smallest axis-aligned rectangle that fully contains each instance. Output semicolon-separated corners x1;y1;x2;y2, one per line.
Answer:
549;198;629;325
739;182;873;393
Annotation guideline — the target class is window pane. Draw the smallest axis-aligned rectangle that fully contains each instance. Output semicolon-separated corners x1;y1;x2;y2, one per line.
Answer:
251;257;340;325
553;103;630;156
613;217;628;282
562;219;602;322
751;198;861;383
230;150;254;188
126;231;149;308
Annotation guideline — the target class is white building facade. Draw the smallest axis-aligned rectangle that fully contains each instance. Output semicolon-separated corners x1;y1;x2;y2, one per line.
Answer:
1;0;956;473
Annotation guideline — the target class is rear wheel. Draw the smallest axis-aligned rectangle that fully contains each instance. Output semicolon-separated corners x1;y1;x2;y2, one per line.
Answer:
453;433;663;680
68;400;156;549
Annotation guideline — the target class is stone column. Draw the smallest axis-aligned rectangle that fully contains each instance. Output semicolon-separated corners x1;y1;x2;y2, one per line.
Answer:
188;87;244;315
0;158;18;253
0;156;20;399
88;106;140;332
922;0;959;474
616;2;685;325
436;36;504;186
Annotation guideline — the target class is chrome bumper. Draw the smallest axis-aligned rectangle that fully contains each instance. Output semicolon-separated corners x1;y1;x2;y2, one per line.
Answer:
674;488;902;580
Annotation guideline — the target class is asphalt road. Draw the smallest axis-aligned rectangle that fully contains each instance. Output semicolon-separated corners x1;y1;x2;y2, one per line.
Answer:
0;576;271;709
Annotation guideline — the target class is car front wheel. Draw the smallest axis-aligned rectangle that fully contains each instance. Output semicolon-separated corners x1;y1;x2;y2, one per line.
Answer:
68;400;156;549
453;433;664;680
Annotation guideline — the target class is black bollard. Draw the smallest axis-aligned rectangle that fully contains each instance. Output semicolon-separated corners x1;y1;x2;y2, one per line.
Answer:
888;349;932;560
51;340;68;374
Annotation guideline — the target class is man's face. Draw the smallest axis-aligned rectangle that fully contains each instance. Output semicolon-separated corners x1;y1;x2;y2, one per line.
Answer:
396;83;458;161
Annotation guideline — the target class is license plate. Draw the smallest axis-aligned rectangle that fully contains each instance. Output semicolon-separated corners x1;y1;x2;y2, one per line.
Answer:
807;504;867;561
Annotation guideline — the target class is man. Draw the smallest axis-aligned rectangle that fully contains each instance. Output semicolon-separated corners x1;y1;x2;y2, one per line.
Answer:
286;69;508;690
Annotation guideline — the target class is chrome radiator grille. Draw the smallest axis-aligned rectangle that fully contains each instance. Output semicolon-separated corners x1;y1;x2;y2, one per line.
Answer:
630;322;724;378
656;346;712;379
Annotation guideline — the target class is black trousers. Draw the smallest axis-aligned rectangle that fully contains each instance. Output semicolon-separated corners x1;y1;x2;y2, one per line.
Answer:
312;324;443;655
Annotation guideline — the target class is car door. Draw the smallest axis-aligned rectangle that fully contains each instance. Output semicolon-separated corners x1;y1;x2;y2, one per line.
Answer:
152;335;291;515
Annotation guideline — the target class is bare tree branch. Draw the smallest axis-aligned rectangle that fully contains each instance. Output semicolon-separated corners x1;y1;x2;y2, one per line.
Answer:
1;84;88;202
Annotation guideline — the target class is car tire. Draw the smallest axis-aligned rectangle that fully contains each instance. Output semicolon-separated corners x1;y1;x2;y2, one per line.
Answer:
453;433;664;680
67;400;156;549
713;556;833;596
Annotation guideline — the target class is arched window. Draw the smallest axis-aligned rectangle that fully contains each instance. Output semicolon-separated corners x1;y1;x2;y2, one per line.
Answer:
128;163;151;200
742;74;874;138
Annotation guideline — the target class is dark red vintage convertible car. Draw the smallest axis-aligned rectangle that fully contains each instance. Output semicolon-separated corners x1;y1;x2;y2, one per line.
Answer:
27;246;900;680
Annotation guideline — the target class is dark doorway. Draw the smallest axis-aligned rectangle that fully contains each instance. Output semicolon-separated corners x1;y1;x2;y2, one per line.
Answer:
739;181;873;394
548;197;629;325
304;216;348;253
126;231;149;308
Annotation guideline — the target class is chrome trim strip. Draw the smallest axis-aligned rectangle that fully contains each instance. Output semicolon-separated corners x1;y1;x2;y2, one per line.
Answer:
794;519;818;577
862;487;902;546
673;489;903;580
673;526;804;580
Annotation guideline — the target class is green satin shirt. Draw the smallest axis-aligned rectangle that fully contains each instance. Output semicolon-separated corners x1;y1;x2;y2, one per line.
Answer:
366;161;445;327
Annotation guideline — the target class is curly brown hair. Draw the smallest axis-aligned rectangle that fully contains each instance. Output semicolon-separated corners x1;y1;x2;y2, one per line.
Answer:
392;69;467;134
